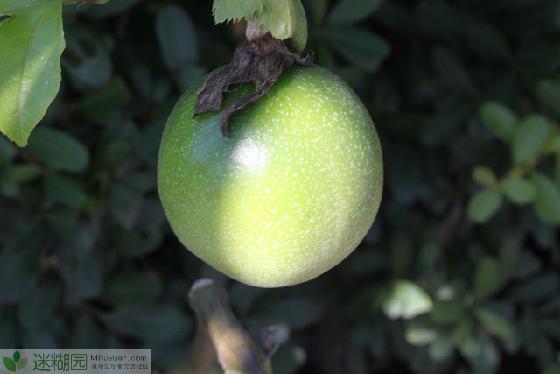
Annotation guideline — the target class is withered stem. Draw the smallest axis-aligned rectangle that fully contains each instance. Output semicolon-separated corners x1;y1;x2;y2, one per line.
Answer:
187;279;272;374
193;24;313;137
245;20;266;41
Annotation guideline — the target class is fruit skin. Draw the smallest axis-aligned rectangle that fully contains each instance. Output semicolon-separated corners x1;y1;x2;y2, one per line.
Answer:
158;65;383;287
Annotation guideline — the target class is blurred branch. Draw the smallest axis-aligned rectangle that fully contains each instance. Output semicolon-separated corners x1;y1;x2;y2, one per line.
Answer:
185;279;272;374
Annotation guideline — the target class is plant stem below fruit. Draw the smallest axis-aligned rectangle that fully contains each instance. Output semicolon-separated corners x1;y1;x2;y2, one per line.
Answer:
186;279;273;373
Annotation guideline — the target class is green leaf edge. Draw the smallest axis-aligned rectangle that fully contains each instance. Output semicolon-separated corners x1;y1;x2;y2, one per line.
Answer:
213;0;308;52
0;0;66;148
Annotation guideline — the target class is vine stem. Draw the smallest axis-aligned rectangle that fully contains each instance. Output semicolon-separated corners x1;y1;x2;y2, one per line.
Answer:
183;279;273;374
245;20;266;41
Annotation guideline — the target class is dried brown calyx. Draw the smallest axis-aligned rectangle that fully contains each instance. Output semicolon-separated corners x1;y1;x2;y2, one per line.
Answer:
193;22;313;137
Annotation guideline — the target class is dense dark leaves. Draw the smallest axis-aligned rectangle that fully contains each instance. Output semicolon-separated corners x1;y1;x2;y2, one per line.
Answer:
1;0;560;373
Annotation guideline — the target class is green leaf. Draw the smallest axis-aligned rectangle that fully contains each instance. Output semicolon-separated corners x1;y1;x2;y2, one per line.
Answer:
214;0;309;50
8;165;41;183
27;127;89;173
286;0;308;52
213;0;264;24
327;0;384;25
12;351;19;363
512;115;550;164
433;47;476;95
472;166;496;187
0;0;65;147
312;27;390;71
474;257;502;300
467;189;502;223
156;5;198;72
480;102;517;143
382;280;432;320
532;172;560;224
475;308;515;345
537;79;560;117
2;357;16;372
502;178;536;204
257;0;308;52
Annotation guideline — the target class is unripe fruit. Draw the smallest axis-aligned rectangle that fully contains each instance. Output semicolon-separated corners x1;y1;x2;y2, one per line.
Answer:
158;66;382;287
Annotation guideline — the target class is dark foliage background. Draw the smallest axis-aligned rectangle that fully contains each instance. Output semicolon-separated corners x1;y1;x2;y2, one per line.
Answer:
2;0;560;373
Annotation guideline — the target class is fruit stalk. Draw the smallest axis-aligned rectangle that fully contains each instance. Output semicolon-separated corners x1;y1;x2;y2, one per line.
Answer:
245;20;266;41
186;279;272;373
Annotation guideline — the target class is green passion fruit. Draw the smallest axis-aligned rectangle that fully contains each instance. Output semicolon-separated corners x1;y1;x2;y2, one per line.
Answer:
158;65;383;287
